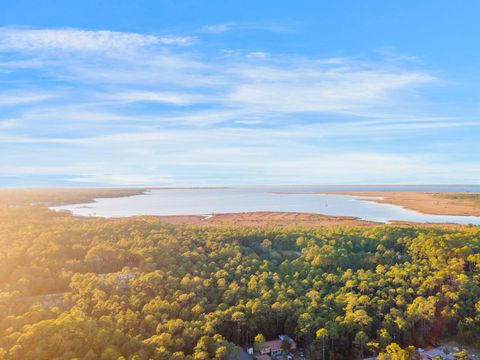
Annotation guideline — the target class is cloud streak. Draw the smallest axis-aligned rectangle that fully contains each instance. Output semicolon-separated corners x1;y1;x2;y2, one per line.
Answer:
0;26;478;185
0;27;193;53
0;91;60;106
200;21;294;34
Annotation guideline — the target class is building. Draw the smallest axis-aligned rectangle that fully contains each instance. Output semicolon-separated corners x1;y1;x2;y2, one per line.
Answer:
256;335;297;359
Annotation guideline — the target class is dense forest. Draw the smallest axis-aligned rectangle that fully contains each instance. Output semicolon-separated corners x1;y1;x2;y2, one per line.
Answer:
0;193;479;359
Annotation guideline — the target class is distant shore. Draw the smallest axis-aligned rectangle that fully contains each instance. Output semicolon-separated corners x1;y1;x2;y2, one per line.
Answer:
0;187;231;206
3;188;480;227
0;188;147;206
323;191;480;216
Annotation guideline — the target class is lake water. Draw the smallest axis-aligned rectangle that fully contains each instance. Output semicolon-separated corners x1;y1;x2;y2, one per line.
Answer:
51;186;480;225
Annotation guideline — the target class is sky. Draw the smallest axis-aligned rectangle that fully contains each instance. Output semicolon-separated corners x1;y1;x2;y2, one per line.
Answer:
1;0;480;186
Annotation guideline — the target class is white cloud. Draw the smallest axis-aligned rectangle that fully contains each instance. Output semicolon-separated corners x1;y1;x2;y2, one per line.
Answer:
0;91;60;106
0;27;193;53
4;104;248;128
0;163;172;186
5;104;148;124
2;146;480;185
1;26;477;185
67;173;172;186
228;65;435;113
200;21;294;34
0;27;438;119
100;91;200;105
0;119;16;130
246;51;269;59
201;23;234;34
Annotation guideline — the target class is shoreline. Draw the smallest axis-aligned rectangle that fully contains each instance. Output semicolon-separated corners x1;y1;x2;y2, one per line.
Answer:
322;191;480;216
3;188;480;227
0;188;148;206
0;187;235;206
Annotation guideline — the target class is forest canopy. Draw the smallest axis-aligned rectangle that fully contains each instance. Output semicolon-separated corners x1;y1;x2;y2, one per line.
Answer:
0;193;479;359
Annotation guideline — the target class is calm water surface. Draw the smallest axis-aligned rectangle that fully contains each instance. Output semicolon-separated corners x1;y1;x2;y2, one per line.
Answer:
52;186;480;225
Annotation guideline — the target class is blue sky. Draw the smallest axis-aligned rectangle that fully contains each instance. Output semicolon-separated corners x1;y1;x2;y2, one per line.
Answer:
1;0;479;186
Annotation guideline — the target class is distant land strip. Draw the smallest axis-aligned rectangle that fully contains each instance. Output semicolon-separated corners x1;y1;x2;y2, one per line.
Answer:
324;191;480;216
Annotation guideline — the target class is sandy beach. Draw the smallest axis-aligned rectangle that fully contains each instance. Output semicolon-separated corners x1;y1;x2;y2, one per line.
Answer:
325;191;480;216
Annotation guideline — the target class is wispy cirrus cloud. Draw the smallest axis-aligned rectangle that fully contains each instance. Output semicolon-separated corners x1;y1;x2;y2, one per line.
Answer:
0;119;16;130
200;21;294;34
0;27;193;53
0;91;61;106
201;23;235;34
0;26;437;117
99;91;203;106
0;26;478;186
2;143;480;186
227;64;435;113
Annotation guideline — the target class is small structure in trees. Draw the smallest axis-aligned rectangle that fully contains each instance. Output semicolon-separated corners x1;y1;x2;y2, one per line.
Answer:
254;335;296;359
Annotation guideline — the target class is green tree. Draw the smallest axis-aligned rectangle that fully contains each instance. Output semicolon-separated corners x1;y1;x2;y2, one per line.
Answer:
253;334;266;352
316;328;328;360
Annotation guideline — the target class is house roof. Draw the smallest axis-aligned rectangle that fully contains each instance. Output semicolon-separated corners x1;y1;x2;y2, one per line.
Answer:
260;336;297;354
264;339;283;351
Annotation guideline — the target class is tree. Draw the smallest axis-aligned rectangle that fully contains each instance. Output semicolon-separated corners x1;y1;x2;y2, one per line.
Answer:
378;328;392;350
215;346;228;359
2;200;480;360
100;347;122;360
316;328;328;360
366;341;380;357
261;239;272;250
454;351;469;360
354;331;368;359
378;343;417;360
253;334;266;352
281;337;292;354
